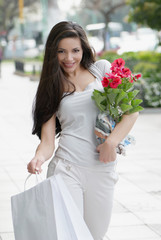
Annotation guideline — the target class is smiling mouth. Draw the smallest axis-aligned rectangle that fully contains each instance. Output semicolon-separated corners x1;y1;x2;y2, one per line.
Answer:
63;63;75;68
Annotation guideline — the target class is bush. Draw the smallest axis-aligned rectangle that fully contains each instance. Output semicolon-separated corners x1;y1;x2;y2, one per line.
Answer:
137;51;161;63
98;50;161;108
133;62;157;77
143;72;161;107
98;51;119;63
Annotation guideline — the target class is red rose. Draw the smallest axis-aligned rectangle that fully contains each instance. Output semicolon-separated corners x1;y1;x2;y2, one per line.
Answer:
102;77;109;87
106;72;117;79
109;78;122;88
111;58;125;68
135;73;142;79
111;66;122;76
121;68;131;78
129;77;134;83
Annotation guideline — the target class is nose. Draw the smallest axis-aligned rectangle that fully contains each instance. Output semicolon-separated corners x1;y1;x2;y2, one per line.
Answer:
65;53;73;61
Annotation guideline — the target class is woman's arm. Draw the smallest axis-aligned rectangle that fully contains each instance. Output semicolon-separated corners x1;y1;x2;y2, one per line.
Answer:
27;114;56;174
97;112;139;163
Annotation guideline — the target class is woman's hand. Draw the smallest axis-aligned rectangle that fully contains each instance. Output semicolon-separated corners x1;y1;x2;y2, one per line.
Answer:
27;155;45;174
96;112;139;163
27;115;56;174
97;140;116;163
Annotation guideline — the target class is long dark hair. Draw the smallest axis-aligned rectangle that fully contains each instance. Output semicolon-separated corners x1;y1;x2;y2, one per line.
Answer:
32;21;96;139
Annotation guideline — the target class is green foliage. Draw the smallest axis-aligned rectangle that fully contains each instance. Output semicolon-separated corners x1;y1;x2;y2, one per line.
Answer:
133;70;161;107
136;51;161;62
91;90;106;112
128;90;140;100
101;50;161;63
99;51;139;71
128;105;144;114
99;51;119;63
120;103;133;113
143;72;161;107
98;50;161;108
133;62;157;77
127;0;161;31
92;87;144;122
115;90;127;105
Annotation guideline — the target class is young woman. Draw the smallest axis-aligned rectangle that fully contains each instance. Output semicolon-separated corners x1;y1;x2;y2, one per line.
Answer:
27;21;138;240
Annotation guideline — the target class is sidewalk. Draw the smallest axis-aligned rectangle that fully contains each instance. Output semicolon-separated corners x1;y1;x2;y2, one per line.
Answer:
0;62;161;240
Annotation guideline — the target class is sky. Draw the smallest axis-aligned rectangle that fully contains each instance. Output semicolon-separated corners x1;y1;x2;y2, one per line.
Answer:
58;0;81;12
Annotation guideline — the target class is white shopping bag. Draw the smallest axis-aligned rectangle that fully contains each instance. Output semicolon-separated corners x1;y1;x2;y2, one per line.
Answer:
51;174;94;240
11;174;94;240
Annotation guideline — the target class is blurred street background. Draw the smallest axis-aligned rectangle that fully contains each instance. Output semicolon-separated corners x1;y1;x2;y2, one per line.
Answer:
0;0;161;240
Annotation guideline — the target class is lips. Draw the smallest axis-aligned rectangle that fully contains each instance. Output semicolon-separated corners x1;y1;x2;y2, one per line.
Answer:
63;62;75;68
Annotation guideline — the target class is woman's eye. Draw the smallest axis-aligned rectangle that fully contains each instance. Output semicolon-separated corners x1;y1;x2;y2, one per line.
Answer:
58;50;64;53
74;49;79;53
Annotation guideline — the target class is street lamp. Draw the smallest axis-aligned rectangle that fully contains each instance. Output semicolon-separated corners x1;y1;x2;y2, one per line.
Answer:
18;0;24;36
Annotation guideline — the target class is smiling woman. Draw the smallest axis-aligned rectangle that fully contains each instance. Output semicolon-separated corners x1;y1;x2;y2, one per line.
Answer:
57;38;83;74
27;21;139;240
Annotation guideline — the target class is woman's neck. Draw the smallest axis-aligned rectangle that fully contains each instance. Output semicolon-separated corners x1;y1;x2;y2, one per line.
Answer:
67;66;85;81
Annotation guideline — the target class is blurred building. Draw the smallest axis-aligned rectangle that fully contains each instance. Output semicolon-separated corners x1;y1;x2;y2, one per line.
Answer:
4;0;64;59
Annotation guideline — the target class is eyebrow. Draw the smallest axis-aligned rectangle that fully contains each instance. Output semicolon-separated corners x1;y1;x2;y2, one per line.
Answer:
58;47;80;50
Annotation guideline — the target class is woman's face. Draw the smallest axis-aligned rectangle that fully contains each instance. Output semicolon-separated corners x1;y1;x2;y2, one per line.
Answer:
57;37;83;74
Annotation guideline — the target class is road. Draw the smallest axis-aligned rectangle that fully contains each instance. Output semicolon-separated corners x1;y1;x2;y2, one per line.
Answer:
0;62;161;240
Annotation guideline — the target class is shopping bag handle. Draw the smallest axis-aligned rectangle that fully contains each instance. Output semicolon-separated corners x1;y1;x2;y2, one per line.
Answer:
24;172;43;191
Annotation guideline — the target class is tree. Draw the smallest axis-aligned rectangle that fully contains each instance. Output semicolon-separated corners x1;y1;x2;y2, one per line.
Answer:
0;0;39;39
127;0;161;31
81;0;126;24
79;0;126;50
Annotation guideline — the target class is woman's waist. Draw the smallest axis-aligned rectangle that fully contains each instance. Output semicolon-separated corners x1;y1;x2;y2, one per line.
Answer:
57;136;97;155
52;153;117;171
59;132;96;145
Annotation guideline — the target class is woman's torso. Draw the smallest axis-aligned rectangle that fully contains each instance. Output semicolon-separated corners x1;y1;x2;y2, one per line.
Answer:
54;59;115;167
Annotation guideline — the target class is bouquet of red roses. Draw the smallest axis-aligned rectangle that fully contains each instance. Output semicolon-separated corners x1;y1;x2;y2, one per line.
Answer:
92;58;144;155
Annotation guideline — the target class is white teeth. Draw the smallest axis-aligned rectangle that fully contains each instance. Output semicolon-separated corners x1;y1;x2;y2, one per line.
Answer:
64;63;74;67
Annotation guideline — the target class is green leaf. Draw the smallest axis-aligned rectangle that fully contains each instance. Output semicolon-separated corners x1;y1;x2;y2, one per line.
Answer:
131;99;143;107
127;90;140;101
101;99;107;107
104;87;108;93
105;89;119;105
108;88;120;94
107;93;117;105
122;82;133;91
120;104;133;113
115;90;127;105
92;89;103;97
110;107;119;118
91;90;107;112
121;98;129;104
128;106;144;114
92;89;102;94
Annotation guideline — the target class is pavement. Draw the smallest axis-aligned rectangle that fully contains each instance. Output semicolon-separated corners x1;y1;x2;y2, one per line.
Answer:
0;62;161;240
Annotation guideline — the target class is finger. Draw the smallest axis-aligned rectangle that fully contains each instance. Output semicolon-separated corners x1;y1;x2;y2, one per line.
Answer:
35;160;43;173
35;167;42;174
99;156;104;162
27;162;37;174
28;166;36;174
103;159;109;163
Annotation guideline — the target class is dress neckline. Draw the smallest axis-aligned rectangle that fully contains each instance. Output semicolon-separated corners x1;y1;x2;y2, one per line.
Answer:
63;64;100;95
75;77;97;93
63;78;97;95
